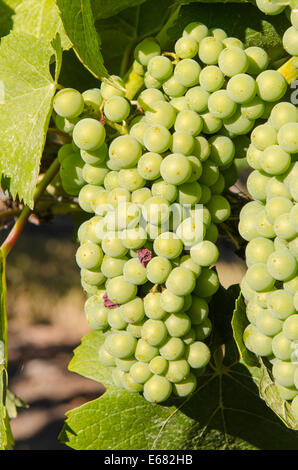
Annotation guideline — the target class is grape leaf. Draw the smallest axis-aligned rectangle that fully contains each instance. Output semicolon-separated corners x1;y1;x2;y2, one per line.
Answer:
0;32;62;208
91;0;147;20
57;0;108;80
11;0;72;50
60;286;298;450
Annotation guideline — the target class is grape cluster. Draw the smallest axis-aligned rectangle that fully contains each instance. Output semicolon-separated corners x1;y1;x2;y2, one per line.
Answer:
239;102;298;421
52;20;288;404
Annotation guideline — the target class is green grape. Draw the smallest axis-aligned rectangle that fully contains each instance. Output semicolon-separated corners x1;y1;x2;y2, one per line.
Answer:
84;293;108;330
118;168;145;192
218;47;248;77
245;263;274;292
120;297;145;324
146;256;172;284
141;319;167;346
183;22;209;43
238;217;259;242
199;161;219;186
104;96;130;122
290;205;298;232
174;36;199;59
243;324;272;357
142;196;170;225
283;26;298;56
227;74;256;104
109;135;142;169
173;373;197;397
145;100;176;129
211;28;227;41
149;356;168;375
256;70;287;102
241;96;265;120
176;215;205;247
115;356;137;372
272;360;296;388
137;152;162;181
112;368;125;388
151;179;177;203
171;132;195;155
247;170;270;201
121;227;147;250
199;65;224;92
82;162;108;186
245;46;269;75
100;75;126;100
75;241;103;270
165;359;190;383
260;145;291;176
272;332;293;360
122;373;144;392
255;309;283;336
143;375;172;403
170;97;189;112
81;142;108;166
240;276;256;302
190;240;219;267
193;136;211;161
185;86;209;113
194;268;219;297
245;237;275;267
73;118;106;151
265;197;293;224
166;267;196;296
82;88;102;111
198;37;224;65
174;59;201;87
105;331;137;359
160;153;192;185
58;143;75;163
209;135;235;167
276;384;298;401
246;301;264;325
187;156;203;183
283;315;298;341
106;275;137;304
131;187;152;205
78;184;102;213
81;267;105;286
144;73;162;89
135;338;158;362
187;296;209;325
284;276;298;296
134;38;161;66
251;124;278;151
165;312;191;337
208;90;237;119
101;255;127;279
98;345;116;366
205;223;219;243
108;308;128;330
222;37;244;49
266;177;291;200
53;88;84;118
101;232;127;258
174;110;203;136
256;0;285;15
159;337;185;361
55;115;78;134
269;102;298;130
123;258;147;285
153;232;183;259
143;124;172;153
160;289;185;313
177;182;201;205
246;144;262;170
193;317;212;340
277;123;298;154
268;289;296;320
207;195;231;224
148;55;173;81
201;112;222;134
130;362;152;384
223;108;254;136
255;210;275;238
186;341;211;368
274;213;296;240
129;120;148;146
163;75;187;98
267;249;297;281
60;153;85;195
210;173;225;194
144;292;167;320
138;89;165;111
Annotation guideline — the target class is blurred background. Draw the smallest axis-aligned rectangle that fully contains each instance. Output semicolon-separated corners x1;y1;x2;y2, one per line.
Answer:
4;176;248;450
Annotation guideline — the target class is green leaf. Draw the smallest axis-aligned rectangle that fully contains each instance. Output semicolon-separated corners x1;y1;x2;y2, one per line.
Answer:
91;0;146;20
57;0;108;80
11;0;72;49
0;32;62;208
60;286;298;450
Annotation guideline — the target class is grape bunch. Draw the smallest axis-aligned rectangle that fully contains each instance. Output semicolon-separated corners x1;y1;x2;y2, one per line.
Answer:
239;102;298;421
52;20;289;404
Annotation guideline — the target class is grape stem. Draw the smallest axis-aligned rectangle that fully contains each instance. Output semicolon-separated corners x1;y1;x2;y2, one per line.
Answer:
1;158;60;258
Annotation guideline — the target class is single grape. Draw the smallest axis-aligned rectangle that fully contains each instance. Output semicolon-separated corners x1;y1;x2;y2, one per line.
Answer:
75;241;103;270
100;75;126;99
143;124;172;153
82;88;102;111
277;123;298;154
223;108;254;136
147;55;173;81
166;267;196;296
183;22;209;43
256;70;287;102
106;275;137;304
53;88;84;119
174;59;201;87
149;356;168;375
134;39;161;66
104;96;130;122
198;37;224;65
109;135;142;169
267;249;297;281
105;331;137;359
185;86;209;113
208;90;237;119
245;46;269;75
283;26;298;56
186;341;211;368
143;375;172;403
146;256;172;284
218;47;248;77
272;360;296;388
256;0;285;15
135;338;158;362
165;312;192;337
175;36;199;59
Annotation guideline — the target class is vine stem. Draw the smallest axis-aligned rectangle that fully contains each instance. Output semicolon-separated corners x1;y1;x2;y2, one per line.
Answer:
1;157;60;258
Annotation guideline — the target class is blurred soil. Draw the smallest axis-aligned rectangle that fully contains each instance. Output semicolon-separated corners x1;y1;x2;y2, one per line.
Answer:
4;203;246;450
